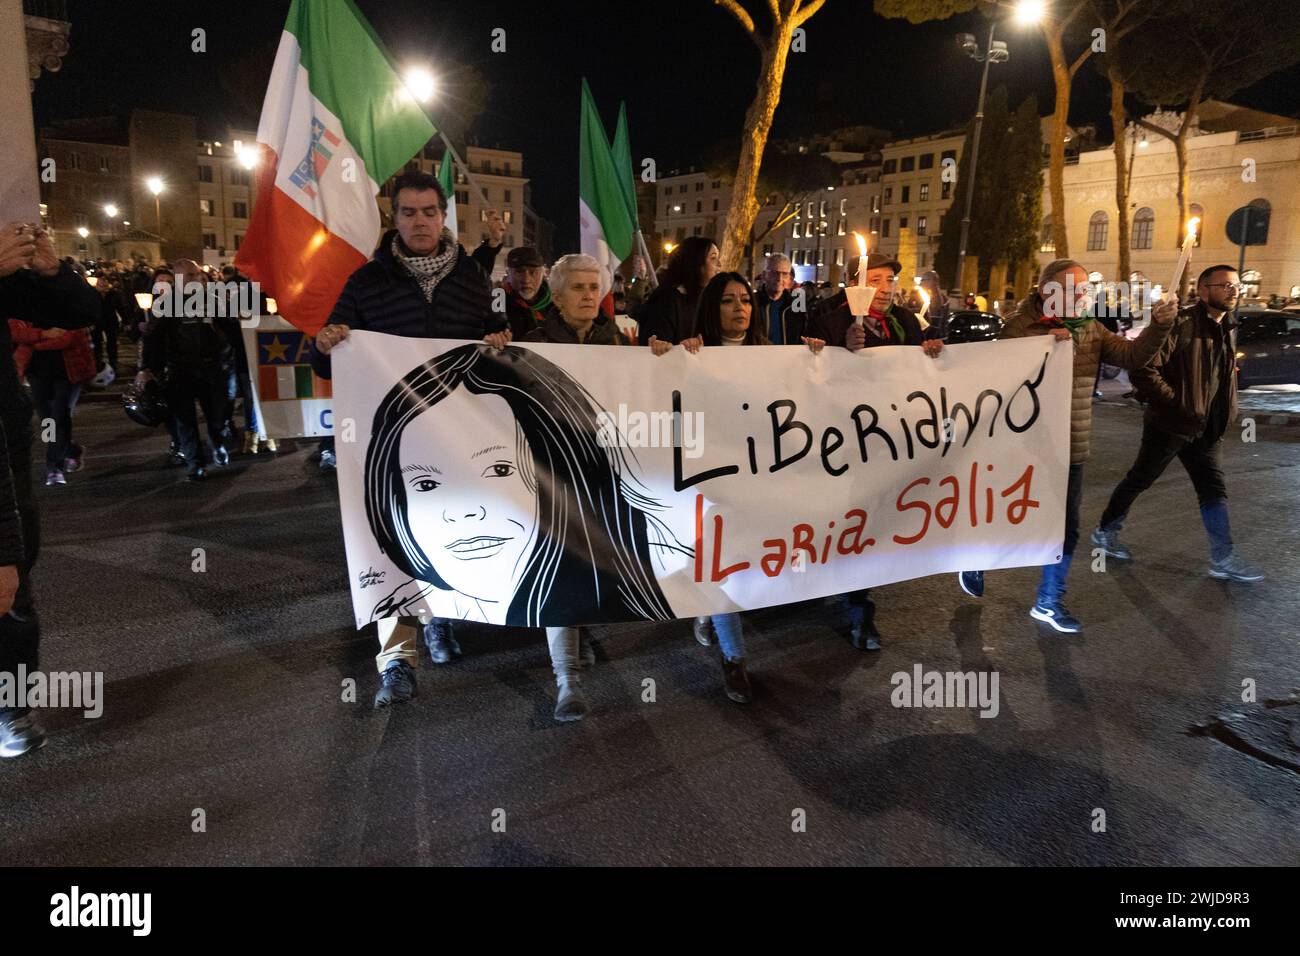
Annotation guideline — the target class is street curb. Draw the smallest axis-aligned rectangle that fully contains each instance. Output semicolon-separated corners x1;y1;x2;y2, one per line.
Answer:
1095;397;1300;428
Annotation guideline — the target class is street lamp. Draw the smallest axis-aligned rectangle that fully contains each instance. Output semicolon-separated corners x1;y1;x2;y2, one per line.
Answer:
146;176;164;237
953;1;1042;295
103;203;118;219
403;67;436;103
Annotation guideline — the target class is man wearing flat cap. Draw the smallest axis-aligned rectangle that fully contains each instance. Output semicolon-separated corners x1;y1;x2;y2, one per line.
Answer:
813;253;927;351
811;252;941;653
500;246;552;341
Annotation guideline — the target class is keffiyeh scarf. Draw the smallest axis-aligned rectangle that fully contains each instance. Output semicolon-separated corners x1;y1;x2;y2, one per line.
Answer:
394;228;458;301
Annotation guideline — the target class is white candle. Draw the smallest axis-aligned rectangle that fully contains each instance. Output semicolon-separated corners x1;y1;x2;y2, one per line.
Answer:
846;232;875;325
1168;217;1200;301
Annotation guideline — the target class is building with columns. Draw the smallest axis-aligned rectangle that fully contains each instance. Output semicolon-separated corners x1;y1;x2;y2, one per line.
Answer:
1039;102;1300;300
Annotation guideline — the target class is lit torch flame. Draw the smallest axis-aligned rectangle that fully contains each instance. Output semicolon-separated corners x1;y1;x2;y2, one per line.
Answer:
853;231;868;258
1185;217;1201;242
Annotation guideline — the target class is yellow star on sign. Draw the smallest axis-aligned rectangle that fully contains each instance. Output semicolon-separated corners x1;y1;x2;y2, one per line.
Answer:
263;336;290;363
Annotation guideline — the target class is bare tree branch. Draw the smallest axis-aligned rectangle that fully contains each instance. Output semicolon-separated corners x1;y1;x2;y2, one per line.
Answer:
715;0;760;40
794;0;827;28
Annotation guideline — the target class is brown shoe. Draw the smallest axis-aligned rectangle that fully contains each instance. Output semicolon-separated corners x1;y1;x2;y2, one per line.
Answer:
719;654;752;704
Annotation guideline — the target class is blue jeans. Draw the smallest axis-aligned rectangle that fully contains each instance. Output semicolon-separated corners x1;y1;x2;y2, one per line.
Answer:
1037;463;1084;607
29;371;81;471
834;590;874;629
711;613;746;661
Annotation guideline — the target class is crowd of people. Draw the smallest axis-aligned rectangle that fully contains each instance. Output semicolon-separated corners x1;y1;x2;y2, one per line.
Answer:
0;171;1270;754
308;172;1264;724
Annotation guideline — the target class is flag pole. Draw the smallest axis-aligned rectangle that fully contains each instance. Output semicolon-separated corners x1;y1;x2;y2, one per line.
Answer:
636;230;658;290
435;129;492;210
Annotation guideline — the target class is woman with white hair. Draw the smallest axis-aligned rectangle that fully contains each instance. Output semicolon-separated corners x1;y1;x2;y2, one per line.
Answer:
523;254;627;721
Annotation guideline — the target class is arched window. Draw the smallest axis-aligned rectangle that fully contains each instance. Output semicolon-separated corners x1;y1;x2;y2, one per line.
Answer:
1039;215;1055;254
1190;203;1204;247
1132;207;1154;250
1087;211;1108;251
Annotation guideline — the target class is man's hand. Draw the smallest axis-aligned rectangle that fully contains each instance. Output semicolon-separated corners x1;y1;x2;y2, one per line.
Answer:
0;565;18;616
0;223;36;278
1150;298;1178;327
30;228;59;277
484;209;506;246
1050;328;1072;342
648;335;673;356
801;336;825;354
483;329;511;349
922;339;944;358
41;327;67;340
680;336;703;354
315;324;350;354
846;322;866;352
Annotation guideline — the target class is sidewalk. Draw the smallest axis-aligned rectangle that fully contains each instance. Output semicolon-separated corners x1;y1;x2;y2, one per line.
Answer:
1094;369;1300;426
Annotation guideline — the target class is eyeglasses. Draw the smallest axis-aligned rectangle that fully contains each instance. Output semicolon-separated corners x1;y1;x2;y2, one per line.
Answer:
1205;283;1240;292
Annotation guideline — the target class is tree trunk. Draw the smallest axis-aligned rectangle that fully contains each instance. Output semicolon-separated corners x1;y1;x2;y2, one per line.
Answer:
719;29;793;270
1172;87;1204;298
1108;64;1130;285
1044;26;1073;258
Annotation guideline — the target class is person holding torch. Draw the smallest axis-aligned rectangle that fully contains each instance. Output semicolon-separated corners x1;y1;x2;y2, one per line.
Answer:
811;235;942;651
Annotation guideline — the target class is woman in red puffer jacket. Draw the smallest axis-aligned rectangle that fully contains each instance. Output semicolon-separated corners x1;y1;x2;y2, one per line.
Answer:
9;319;96;486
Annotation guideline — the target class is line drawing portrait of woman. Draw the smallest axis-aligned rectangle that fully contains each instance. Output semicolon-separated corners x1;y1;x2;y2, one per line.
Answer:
364;343;691;626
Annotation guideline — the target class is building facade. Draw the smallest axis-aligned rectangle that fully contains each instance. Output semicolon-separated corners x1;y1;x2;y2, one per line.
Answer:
1040;104;1300;299
197;132;260;267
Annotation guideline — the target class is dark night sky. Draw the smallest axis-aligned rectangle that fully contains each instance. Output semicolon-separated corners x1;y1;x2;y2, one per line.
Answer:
32;0;1300;251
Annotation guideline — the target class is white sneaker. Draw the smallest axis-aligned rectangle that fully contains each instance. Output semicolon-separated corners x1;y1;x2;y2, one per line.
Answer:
92;364;116;387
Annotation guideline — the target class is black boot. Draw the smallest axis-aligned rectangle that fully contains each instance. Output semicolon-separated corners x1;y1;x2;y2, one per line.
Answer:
693;616;716;647
719;654;752;704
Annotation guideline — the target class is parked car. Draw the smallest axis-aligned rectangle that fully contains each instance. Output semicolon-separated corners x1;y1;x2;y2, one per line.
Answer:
945;310;1003;343
1235;309;1300;388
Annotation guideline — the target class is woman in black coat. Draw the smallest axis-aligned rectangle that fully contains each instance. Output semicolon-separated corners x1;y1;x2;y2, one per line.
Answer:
633;236;719;348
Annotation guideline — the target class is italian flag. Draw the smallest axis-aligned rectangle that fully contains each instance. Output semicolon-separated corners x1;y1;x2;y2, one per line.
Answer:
579;79;634;314
235;0;436;336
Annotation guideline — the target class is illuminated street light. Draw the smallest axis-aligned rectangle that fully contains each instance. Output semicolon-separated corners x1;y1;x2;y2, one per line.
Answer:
77;226;89;238
104;203;118;218
1014;0;1046;25
404;67;436;103
146;177;165;236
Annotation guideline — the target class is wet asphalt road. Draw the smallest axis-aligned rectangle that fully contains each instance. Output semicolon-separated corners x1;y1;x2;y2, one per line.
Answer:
1;398;1297;866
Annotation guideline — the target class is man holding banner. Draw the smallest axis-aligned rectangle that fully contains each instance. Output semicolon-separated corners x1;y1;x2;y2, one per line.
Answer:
962;259;1178;634
311;171;509;708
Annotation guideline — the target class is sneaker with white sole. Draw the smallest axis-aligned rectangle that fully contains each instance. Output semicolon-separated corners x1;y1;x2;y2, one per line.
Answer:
0;710;48;758
1030;602;1083;633
1209;554;1264;582
958;570;985;597
1090;527;1131;560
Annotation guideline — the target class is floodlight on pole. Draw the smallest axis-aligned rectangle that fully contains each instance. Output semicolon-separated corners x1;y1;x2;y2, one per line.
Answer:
403;67;436;103
1014;0;1046;26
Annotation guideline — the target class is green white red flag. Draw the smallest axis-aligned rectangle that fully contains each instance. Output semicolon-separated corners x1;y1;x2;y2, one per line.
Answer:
236;0;435;335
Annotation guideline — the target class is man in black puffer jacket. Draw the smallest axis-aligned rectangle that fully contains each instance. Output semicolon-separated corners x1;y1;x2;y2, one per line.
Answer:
310;172;509;711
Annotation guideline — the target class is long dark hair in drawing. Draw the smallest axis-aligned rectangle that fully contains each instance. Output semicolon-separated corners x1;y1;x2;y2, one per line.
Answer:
364;343;689;626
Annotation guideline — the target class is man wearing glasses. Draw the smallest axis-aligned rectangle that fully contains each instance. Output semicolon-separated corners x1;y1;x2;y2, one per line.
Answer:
756;253;801;344
1092;265;1263;582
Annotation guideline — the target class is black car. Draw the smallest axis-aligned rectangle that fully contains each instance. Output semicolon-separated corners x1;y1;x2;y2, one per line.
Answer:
945;310;1003;343
1235;309;1300;388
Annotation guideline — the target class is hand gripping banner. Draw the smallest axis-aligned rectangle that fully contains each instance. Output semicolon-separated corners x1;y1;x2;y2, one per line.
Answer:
332;332;1072;629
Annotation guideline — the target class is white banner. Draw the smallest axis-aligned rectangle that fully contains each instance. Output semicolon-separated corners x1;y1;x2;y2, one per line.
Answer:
241;316;334;440
332;332;1072;629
